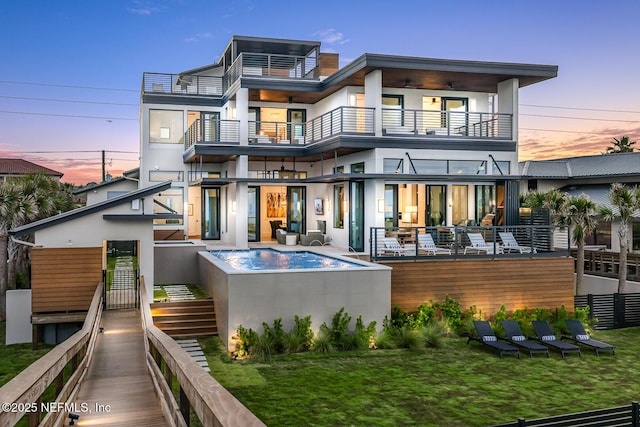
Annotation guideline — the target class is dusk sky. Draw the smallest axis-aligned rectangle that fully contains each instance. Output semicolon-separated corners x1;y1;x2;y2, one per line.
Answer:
1;1;639;184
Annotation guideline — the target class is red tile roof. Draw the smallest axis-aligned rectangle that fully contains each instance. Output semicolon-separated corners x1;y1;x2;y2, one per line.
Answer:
0;158;63;177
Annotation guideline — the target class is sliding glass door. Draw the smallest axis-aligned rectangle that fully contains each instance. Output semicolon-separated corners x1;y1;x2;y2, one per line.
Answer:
349;181;365;252
248;186;259;242
287;186;305;234
202;188;220;239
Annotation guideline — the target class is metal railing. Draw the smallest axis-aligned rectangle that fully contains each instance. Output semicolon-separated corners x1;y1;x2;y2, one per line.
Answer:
0;283;103;427
139;277;265;427
184;118;241;149
143;73;223;96
382;109;513;139
573;248;640;281
307;106;375;143
224;52;318;89
248;121;306;144
369;225;565;261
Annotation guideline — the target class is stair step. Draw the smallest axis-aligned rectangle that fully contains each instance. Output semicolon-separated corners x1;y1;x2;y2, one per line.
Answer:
152;313;215;321
154;320;217;329
166;329;218;337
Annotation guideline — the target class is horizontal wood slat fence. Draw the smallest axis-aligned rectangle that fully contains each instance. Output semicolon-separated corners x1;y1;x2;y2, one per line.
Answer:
31;247;102;314
381;257;575;317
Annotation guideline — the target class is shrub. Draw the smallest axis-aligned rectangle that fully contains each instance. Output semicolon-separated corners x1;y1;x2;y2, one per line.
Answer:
234;325;258;358
292;314;314;351
312;335;334;353
420;324;445;349
374;330;398;349
252;334;275;362
262;318;286;354
319;307;352;350
393;325;424;350
432;295;463;331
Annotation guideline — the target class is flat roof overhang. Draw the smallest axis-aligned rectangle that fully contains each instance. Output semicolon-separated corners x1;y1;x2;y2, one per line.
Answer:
195;173;520;186
184;135;517;163
240;54;558;103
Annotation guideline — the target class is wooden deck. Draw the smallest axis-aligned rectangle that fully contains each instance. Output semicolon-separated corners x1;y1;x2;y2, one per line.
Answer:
72;309;168;426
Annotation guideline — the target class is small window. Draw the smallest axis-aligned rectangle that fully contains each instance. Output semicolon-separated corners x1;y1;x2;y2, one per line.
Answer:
333;166;344;174
411;159;447;175
449;160;486;175
384;158;404;174
351;162;365;174
149;171;184;182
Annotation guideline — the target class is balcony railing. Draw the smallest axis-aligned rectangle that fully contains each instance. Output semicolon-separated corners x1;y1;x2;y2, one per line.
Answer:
184;118;240;150
143;73;223;96
224;52;318;89
382;109;513;139
369;225;565;261
307;106;375;143
249;121;306;145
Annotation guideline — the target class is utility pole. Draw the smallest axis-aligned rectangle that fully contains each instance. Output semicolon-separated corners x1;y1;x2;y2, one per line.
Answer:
102;150;106;182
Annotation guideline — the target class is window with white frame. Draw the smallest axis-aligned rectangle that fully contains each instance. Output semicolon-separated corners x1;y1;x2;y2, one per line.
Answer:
150;110;183;144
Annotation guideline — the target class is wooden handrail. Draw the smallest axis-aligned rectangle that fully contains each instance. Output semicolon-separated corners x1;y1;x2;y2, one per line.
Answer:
0;282;103;427
139;277;265;427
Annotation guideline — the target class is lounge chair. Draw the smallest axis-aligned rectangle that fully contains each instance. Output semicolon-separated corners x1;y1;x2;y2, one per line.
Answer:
463;233;503;255
501;320;549;358
468;320;520;358
499;232;537;254
382;237;414;256
418;234;451;256
564;320;615;356
531;320;581;358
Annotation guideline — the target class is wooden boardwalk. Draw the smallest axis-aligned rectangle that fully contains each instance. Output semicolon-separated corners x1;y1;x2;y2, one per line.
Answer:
72;309;168;426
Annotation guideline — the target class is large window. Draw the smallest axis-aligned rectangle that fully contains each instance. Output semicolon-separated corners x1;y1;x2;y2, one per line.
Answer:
412;160;447;175
334;185;345;229
150;110;183;144
153;187;183;225
475;185;496;226
450;160;486;175
383;158;404;174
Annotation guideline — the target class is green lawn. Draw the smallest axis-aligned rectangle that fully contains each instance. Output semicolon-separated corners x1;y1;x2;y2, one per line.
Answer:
200;328;640;426
0;322;53;387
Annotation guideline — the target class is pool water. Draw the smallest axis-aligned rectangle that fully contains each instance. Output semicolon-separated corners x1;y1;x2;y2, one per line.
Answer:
210;248;363;270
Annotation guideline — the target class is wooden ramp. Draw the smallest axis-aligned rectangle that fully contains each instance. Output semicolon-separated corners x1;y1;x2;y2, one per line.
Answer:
72;309;168;426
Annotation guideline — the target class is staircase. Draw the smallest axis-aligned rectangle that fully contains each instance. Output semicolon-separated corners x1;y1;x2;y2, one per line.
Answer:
150;299;217;337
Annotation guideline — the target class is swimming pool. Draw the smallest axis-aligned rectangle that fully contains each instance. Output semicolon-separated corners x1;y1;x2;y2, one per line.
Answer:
210;248;363;270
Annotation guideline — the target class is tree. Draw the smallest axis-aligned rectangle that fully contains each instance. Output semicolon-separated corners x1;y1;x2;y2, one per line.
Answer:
598;183;640;294
525;190;598;295
605;136;636;154
0;174;77;319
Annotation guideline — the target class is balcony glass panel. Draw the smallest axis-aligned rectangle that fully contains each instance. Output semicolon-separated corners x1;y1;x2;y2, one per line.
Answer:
450;160;486;175
411;160;447;175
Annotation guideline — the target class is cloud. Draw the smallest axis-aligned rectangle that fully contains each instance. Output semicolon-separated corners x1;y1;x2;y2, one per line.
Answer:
183;32;213;43
313;29;350;46
126;1;162;16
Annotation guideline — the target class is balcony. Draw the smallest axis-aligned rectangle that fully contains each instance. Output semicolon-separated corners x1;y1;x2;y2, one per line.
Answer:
184;119;240;150
224;52;319;88
248;107;375;145
382;109;512;139
143;73;223;96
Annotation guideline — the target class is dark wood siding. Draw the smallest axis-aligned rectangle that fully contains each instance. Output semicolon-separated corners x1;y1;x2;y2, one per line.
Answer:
31;247;103;313
382;257;574;317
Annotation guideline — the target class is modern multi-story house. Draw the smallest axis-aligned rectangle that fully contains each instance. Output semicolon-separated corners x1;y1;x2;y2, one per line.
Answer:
140;35;557;252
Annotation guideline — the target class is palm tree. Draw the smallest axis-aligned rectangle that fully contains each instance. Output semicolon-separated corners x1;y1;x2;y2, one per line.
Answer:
525;190;598;295
598;183;640;294
0;182;37;319
605;136;636;154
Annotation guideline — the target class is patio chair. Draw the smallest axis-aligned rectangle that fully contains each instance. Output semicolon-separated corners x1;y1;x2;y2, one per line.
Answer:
463;233;503;255
382;237;414;256
531;320;581;358
564;320;615;356
417;234;451;256
467;320;520;358
501;320;549;358
499;232;537;254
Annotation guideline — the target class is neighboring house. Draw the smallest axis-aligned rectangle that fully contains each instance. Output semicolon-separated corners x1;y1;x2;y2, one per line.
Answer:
520;152;640;252
74;168;140;205
139;35;557;251
0;158;63;182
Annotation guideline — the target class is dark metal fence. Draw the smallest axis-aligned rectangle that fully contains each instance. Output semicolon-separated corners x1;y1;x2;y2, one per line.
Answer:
575;292;640;330
492;401;640;427
103;268;140;310
369;225;565;261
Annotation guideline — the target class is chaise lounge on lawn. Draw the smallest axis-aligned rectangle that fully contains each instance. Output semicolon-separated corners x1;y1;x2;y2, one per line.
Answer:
563;319;615;356
468;320;520;359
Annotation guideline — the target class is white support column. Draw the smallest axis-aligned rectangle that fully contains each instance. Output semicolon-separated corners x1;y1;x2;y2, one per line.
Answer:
234;87;249;248
236;88;249;146
498;78;519;142
365;70;383;137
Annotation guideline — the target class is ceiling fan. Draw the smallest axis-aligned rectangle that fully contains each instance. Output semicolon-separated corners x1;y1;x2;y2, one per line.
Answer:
403;79;421;89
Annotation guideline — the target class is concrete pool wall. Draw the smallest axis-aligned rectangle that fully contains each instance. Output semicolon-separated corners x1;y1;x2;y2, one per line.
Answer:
198;250;392;350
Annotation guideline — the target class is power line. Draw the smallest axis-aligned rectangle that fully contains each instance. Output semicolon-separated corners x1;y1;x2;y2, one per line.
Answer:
521;113;640;123
21;150;138;154
521;104;640;114
0;95;138;107
0;110;137;121
520;128;622;135
0;80;137;92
